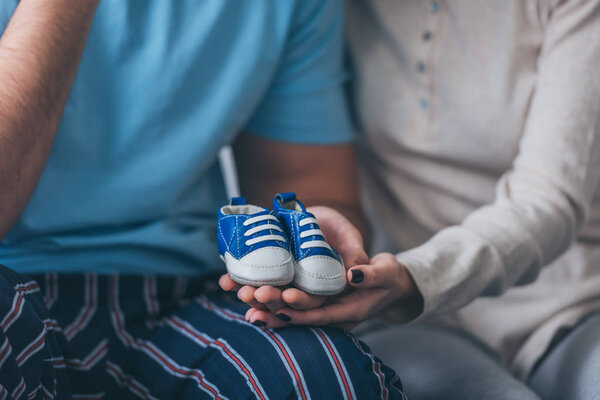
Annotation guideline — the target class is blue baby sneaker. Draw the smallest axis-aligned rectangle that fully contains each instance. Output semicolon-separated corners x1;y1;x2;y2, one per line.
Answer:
273;193;346;295
217;197;294;286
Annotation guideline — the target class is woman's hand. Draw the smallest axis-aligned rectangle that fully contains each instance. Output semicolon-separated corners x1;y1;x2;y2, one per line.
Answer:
246;253;424;330
218;206;369;317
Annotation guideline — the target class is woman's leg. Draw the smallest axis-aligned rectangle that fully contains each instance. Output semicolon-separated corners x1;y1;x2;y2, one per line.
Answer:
528;313;600;400
358;324;540;400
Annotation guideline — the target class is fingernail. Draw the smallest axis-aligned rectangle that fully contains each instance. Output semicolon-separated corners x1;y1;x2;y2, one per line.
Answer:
252;320;266;327
351;269;364;283
276;313;291;322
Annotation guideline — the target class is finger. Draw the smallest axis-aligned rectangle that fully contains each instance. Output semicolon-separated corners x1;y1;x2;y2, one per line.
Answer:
254;286;286;311
281;288;326;310
237;285;267;309
245;307;259;321
247;308;289;329
347;253;399;289
307;206;367;267
219;274;241;292
275;301;366;326
339;245;369;270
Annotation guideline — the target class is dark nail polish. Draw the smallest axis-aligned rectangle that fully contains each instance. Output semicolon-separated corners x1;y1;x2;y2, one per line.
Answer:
351;269;364;283
252;320;266;327
276;313;291;322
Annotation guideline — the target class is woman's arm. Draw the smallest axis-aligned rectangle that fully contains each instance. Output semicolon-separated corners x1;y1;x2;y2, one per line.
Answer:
396;0;600;318
0;0;99;239
252;0;600;328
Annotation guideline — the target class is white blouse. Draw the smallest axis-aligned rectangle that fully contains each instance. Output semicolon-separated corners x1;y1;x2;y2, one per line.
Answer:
347;0;600;377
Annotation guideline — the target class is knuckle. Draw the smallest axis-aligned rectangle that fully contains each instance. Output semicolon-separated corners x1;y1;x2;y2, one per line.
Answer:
289;296;309;309
381;253;395;262
287;298;302;308
266;300;282;309
251;301;267;310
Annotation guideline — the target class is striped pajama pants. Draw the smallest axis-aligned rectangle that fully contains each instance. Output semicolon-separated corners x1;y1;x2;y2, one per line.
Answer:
0;265;406;400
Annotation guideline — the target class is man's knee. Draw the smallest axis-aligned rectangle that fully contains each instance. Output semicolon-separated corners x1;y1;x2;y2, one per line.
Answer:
277;327;405;399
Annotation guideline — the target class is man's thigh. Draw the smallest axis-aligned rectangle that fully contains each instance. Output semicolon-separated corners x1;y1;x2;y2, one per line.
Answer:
528;313;600;400
114;289;406;400
0;265;72;399
359;324;540;400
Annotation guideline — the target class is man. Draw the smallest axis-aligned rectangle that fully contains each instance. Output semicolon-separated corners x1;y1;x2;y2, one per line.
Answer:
0;0;404;398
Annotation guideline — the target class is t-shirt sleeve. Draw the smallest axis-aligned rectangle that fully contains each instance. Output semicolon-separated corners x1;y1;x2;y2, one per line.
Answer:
244;0;354;144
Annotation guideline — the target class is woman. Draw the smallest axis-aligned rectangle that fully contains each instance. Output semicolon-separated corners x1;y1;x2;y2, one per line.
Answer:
231;1;600;399
346;1;600;398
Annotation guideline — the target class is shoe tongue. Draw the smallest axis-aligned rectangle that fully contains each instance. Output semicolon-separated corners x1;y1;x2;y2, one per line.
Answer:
295;200;306;212
249;207;271;216
276;192;306;212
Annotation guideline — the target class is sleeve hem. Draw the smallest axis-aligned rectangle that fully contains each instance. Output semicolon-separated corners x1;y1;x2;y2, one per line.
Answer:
245;120;354;145
396;250;439;320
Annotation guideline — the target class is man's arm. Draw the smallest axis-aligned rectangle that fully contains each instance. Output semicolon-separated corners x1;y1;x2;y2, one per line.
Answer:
233;133;369;237
0;0;99;239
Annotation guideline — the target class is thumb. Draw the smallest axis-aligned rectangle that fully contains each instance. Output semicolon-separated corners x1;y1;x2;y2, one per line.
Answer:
339;245;369;269
347;253;400;289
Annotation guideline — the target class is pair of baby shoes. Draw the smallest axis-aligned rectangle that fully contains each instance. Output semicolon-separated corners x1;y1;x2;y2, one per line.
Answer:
217;192;346;295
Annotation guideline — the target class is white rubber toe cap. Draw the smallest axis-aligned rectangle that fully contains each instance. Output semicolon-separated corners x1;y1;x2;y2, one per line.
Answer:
225;247;294;286
294;256;346;295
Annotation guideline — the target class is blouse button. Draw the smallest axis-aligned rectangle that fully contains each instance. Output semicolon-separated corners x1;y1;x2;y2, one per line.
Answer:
429;1;439;14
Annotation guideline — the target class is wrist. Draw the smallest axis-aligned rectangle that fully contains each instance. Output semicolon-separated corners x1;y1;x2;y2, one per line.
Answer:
395;261;424;320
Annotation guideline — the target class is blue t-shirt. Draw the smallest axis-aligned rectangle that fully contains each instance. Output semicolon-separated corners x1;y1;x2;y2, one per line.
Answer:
0;0;353;275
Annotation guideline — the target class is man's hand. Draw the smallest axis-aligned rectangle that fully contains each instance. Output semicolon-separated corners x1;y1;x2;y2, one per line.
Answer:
218;206;369;325
246;253;424;330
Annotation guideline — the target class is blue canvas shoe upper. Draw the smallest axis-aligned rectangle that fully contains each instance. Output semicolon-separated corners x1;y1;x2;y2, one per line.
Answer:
217;197;294;286
273;192;346;295
217;197;288;258
272;193;342;262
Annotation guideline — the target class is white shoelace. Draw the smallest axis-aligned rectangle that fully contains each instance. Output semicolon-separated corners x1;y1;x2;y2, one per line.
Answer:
243;214;287;246
298;217;332;250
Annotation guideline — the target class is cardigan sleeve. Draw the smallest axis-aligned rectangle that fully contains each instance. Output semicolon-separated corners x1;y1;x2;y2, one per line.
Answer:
396;0;600;319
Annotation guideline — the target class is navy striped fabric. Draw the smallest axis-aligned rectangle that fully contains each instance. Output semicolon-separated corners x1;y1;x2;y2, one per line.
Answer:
0;265;406;399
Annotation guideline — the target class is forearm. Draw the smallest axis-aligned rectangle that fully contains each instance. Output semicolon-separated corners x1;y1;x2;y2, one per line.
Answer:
0;0;99;238
234;134;370;243
398;151;598;318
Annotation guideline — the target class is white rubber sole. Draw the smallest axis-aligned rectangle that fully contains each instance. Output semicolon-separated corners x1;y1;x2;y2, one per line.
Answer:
292;281;346;296
220;253;346;294
221;254;295;287
292;263;347;296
